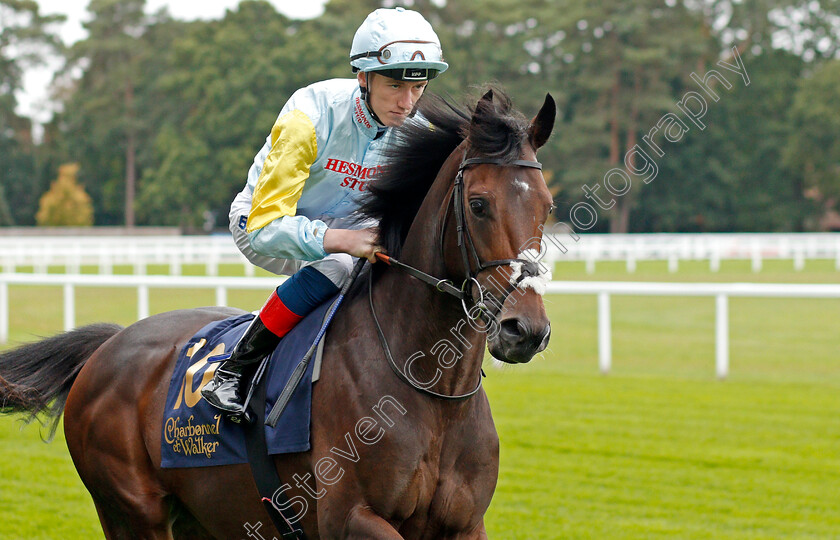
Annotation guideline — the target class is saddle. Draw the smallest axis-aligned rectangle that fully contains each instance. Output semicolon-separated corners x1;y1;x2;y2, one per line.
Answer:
160;295;337;469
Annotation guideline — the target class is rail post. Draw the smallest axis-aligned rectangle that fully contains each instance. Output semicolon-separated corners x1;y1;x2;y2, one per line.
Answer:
138;285;149;320
715;294;729;379
598;292;611;374
64;283;75;331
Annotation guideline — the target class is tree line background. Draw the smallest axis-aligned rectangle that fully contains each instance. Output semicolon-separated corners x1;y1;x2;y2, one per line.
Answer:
1;0;839;233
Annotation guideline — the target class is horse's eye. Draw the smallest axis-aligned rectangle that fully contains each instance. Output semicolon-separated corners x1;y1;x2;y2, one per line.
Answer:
549;204;557;215
469;199;487;217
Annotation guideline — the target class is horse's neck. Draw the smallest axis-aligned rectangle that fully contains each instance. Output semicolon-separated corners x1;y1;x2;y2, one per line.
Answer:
368;149;486;396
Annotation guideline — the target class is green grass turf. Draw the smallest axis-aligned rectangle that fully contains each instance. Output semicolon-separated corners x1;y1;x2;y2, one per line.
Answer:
1;263;838;538
0;417;102;539
553;257;840;283
484;372;840;539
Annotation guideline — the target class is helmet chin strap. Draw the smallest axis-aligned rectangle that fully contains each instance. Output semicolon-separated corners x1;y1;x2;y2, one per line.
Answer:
362;72;386;126
360;71;424;126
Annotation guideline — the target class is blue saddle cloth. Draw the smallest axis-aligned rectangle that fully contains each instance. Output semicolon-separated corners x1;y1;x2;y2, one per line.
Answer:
160;297;337;468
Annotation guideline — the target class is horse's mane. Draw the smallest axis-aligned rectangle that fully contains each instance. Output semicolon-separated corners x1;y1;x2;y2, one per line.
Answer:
357;86;531;258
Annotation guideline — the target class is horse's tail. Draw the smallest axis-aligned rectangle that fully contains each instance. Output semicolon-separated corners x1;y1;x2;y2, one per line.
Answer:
0;323;123;440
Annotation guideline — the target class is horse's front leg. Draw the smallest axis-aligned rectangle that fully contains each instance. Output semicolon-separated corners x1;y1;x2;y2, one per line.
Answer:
341;505;404;539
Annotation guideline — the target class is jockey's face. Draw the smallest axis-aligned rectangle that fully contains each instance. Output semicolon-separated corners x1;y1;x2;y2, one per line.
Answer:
358;72;428;128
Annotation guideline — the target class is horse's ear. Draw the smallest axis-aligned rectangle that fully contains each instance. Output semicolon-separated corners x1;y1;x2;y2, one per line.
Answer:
471;89;496;129
472;89;495;121
528;93;556;149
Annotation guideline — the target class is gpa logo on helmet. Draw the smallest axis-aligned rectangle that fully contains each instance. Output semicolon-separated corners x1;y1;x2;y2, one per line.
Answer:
406;68;426;79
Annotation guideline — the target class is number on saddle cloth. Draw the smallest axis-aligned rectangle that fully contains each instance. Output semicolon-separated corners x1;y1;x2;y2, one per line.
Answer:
160;297;340;470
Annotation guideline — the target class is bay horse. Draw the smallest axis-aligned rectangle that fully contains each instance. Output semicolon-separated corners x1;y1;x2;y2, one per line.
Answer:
0;88;555;539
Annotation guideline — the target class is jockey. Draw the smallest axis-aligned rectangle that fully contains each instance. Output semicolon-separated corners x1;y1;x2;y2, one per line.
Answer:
202;7;448;414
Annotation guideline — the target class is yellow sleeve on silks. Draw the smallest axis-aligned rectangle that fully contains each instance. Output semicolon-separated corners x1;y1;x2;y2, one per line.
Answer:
246;109;318;233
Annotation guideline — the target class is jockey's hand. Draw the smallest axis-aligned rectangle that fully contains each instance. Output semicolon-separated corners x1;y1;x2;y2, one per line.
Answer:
323;227;385;263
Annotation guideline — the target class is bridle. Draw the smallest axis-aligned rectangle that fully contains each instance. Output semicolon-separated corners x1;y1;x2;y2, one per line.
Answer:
447;156;543;322
369;152;544;400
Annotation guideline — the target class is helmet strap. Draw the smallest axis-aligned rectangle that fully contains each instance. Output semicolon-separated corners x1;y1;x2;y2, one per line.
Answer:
359;71;428;124
362;72;385;126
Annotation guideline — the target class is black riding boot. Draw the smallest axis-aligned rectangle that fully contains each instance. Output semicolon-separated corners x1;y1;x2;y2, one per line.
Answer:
201;315;281;414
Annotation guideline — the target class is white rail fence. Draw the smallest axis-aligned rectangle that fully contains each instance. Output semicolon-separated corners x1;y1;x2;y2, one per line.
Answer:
542;232;840;273
545;281;840;378
0;235;255;276
2;233;840;276
2;273;839;379
0;274;277;346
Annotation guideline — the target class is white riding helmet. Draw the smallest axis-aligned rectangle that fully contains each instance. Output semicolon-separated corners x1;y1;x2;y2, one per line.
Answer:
350;7;448;81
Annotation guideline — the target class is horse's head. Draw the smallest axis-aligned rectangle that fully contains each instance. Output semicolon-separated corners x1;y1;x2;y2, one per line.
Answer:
451;90;556;364
360;87;556;366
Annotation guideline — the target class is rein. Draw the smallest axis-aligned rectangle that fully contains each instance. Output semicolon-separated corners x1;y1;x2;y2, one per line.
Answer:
367;155;543;400
368;270;483;400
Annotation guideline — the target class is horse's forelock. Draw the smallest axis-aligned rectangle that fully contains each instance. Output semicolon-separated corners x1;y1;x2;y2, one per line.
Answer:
465;87;530;162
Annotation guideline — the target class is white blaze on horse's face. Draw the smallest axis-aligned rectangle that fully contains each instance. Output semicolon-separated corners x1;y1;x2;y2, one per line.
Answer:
512;177;531;194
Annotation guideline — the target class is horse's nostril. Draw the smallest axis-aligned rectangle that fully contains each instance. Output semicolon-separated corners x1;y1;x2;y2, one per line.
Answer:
500;319;527;343
539;323;551;350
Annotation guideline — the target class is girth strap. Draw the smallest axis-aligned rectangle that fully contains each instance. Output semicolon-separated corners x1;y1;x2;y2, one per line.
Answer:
243;359;308;539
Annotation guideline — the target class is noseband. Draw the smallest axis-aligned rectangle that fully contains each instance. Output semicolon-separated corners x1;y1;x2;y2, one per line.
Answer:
369;153;544;400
